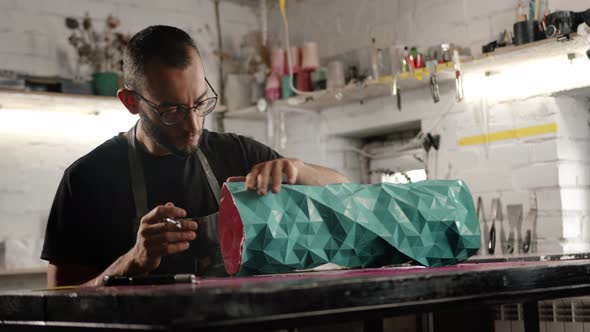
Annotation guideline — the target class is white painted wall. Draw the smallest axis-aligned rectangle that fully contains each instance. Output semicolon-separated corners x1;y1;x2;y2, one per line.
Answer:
0;0;259;90
0;0;259;269
267;0;589;56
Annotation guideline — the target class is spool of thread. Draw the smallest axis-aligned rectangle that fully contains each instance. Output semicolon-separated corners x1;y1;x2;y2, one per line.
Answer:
282;75;295;99
327;61;345;90
265;73;281;101
284;47;301;74
513;21;533;45
405;55;416;71
301;42;320;71
311;68;327;91
271;48;285;75
296;70;312;92
416;53;425;68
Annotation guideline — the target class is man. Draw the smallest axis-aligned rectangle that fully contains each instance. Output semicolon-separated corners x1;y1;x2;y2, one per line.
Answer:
41;26;348;287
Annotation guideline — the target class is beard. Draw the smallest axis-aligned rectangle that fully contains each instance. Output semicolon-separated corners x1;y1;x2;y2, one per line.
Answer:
138;110;198;158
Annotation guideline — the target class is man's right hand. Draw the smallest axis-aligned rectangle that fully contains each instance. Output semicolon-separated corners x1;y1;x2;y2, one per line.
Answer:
127;202;198;274
48;202;199;287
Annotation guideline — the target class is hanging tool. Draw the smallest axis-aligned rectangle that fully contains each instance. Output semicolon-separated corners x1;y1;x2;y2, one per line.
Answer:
421;133;440;179
477;197;488;256
507;205;524;254
489;198;502;255
452;49;464;102
392;74;401;111
422;133;440;151
522;194;538;253
426;61;439;103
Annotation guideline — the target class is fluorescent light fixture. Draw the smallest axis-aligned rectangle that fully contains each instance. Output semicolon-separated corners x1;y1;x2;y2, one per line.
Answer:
463;53;590;103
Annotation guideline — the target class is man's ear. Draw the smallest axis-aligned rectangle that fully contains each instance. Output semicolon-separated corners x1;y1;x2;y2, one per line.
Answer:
117;89;139;115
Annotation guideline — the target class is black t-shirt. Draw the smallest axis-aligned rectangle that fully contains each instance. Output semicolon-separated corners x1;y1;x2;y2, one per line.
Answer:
41;129;282;273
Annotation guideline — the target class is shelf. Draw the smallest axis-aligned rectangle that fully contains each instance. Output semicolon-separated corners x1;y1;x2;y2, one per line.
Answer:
460;34;587;75
221;35;589;120
0;89;227;114
219;105;266;120
220;83;397;121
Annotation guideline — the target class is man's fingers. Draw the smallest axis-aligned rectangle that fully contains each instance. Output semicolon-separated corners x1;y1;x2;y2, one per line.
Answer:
141;219;198;236
284;161;298;184
256;163;273;195
153;205;186;220
141;204;186;225
245;168;260;191
147;231;196;245
165;242;190;255
246;159;301;193
152;242;190;256
139;222;167;236
271;161;283;193
179;219;198;231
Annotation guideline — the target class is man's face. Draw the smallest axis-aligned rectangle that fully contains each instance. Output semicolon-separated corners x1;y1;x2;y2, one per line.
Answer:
138;48;207;157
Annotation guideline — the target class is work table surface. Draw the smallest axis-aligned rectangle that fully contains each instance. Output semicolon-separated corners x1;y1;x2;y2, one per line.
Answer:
2;256;590;330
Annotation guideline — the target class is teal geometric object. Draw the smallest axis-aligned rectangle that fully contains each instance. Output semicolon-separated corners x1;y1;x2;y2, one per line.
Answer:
218;180;480;276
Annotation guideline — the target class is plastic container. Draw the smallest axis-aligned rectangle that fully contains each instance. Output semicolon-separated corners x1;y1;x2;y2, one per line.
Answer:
92;72;119;96
265;73;280;101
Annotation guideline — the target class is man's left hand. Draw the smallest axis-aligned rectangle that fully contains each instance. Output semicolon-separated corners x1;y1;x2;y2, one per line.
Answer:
227;158;303;195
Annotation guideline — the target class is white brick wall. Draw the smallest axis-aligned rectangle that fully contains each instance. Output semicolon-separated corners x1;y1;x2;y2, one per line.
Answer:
555;95;590;247
0;0;258;91
253;0;590;256
0;109;138;241
0;0;259;268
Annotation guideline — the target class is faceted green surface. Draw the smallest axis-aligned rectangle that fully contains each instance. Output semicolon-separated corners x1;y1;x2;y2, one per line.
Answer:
225;180;480;276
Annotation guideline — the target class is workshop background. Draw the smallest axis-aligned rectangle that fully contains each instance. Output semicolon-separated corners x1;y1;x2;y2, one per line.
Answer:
0;0;589;331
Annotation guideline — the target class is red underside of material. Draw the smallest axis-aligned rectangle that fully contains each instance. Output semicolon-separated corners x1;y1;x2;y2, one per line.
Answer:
218;184;245;275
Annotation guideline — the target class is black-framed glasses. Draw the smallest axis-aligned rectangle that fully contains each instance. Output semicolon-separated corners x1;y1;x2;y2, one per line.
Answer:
129;78;218;126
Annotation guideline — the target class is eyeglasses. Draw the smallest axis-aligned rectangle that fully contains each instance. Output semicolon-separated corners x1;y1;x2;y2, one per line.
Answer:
129;78;218;126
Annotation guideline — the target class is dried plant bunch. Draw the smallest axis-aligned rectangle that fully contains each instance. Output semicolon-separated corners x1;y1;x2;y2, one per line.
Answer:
65;13;129;73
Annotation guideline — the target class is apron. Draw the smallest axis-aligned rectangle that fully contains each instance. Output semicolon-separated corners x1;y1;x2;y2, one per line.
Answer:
125;124;226;277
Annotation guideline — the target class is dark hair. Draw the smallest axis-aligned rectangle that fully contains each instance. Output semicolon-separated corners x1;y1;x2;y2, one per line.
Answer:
123;25;199;91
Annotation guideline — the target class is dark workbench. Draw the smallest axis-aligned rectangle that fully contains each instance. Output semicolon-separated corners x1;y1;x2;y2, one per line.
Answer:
2;256;590;331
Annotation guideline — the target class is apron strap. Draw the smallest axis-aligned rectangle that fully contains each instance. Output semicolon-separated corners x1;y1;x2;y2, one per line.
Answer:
196;148;221;203
126;124;148;236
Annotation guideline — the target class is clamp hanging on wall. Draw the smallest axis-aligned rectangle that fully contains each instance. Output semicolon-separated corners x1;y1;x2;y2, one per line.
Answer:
422;133;440;179
422;133;440;152
392;74;401;111
426;61;440;103
453;50;464;102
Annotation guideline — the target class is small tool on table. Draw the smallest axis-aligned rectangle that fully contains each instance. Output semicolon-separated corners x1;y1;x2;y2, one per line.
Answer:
103;274;197;286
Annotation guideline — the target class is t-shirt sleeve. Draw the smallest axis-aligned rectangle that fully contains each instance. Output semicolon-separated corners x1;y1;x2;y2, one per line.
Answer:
41;169;98;266
238;135;284;170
